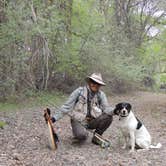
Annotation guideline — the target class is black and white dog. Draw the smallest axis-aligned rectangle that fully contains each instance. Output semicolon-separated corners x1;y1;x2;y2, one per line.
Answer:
114;102;162;152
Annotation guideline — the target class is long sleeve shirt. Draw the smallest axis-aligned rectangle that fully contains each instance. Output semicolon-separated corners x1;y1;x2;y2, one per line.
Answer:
53;86;114;121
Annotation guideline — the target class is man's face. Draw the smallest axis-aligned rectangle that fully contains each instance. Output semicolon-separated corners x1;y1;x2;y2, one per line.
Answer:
89;80;101;92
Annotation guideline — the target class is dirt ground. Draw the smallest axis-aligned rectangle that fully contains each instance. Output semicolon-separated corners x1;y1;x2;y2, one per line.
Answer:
0;91;166;166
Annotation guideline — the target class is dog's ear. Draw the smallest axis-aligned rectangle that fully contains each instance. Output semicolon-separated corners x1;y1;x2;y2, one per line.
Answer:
113;103;122;115
115;103;123;109
127;103;132;111
115;103;121;108
113;108;120;115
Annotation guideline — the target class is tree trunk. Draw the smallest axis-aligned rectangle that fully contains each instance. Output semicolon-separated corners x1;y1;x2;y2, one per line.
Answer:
99;0;110;26
65;0;73;44
0;0;7;23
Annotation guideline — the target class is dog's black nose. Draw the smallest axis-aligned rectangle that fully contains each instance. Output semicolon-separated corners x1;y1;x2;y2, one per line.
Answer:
123;110;126;114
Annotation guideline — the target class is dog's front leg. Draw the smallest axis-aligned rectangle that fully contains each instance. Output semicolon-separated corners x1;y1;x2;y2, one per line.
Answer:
129;131;135;153
122;134;128;149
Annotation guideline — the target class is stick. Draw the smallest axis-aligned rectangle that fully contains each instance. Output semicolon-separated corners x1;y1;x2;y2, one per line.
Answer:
44;109;57;150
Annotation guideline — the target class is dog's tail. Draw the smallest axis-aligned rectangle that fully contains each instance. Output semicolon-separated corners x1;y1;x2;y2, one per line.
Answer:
149;143;162;149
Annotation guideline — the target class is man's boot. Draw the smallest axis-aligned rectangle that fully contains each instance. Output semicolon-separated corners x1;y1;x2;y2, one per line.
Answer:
92;133;111;148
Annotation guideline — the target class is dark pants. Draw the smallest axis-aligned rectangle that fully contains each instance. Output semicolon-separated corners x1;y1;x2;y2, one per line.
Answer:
71;113;113;141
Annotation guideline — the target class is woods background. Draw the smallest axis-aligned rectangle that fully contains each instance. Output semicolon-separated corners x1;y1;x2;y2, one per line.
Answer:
0;0;166;101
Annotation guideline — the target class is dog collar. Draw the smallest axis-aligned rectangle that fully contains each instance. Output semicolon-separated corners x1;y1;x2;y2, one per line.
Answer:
120;115;128;117
119;115;128;120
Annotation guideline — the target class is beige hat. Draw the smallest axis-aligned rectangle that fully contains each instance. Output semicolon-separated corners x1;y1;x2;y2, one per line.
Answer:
86;73;106;86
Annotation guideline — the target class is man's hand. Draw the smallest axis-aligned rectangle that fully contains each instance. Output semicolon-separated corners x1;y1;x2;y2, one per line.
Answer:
44;108;56;123
51;117;56;123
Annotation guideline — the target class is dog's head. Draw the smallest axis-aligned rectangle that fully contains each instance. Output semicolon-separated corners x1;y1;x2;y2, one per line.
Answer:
113;102;132;117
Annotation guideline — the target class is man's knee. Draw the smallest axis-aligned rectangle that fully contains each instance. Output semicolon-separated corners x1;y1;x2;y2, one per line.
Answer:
71;118;88;141
74;133;87;141
106;114;113;124
100;113;113;126
95;114;113;135
88;113;113;129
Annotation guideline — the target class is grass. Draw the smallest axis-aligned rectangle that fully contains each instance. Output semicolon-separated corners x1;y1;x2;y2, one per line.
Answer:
0;102;21;112
0;90;67;112
0;121;6;129
0;91;67;128
24;91;66;107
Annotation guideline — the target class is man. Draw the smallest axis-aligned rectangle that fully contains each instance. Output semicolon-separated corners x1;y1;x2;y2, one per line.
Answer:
45;73;114;145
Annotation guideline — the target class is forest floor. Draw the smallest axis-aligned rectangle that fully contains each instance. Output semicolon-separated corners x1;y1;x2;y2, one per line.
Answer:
0;91;166;166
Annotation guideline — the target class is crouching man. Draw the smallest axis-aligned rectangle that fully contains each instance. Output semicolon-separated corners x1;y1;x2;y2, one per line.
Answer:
44;73;114;146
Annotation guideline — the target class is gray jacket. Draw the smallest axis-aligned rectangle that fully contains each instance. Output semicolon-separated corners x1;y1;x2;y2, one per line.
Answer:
53;86;113;121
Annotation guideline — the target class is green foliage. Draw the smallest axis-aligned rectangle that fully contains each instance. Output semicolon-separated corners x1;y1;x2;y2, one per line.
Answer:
160;74;166;83
154;73;166;87
83;25;145;82
142;29;166;75
1;0;166;99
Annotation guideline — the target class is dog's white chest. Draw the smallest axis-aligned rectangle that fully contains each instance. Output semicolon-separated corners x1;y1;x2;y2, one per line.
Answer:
119;113;137;132
120;126;130;137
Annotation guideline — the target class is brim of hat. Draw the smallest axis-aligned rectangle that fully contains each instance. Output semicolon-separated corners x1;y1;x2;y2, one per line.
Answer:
86;76;106;86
